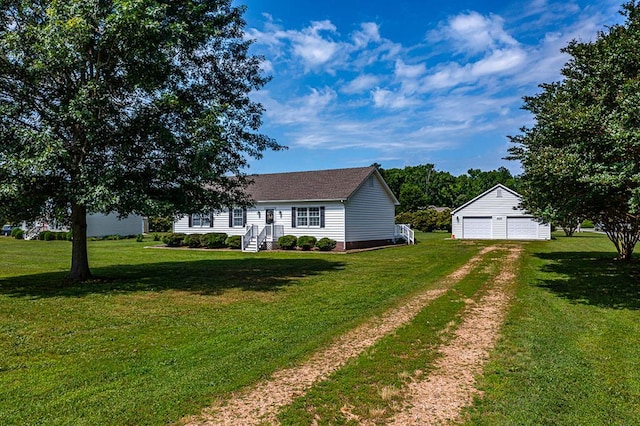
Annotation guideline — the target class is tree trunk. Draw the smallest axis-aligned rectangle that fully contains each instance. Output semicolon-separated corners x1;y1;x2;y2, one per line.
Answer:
69;203;92;281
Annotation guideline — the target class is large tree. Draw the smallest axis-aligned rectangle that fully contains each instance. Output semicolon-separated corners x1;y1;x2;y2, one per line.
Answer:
0;1;282;280
509;1;640;260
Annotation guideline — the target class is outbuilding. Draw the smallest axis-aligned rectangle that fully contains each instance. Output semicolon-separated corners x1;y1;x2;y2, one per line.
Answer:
451;184;550;240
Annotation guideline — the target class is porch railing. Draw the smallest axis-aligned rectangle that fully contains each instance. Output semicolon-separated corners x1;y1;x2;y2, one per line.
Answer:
256;225;268;250
395;223;415;245
241;224;257;251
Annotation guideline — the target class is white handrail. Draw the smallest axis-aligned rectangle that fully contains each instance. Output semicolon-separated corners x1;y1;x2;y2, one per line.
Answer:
256;226;268;250
241;224;257;250
395;223;415;245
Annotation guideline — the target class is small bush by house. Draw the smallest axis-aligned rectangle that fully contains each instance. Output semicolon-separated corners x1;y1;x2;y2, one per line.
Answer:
315;237;337;251
12;229;24;240
183;234;202;248
162;233;186;247
278;235;297;250
202;233;228;249
297;235;317;251
225;235;242;249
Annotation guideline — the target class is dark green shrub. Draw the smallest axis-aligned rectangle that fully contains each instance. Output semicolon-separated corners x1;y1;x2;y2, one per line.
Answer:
278;235;297;250
202;233;228;249
183;234;202;248
56;231;67;240
10;227;21;237
13;229;24;240
297;235;317;250
225;235;242;249
153;233;160;241
581;219;594;228
42;231;54;241
162;233;185;247
315;237;337;251
148;216;173;232
136;233;144;242
66;231;73;241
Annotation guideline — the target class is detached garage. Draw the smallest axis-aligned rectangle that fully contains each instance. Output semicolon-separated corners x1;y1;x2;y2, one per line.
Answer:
451;184;550;240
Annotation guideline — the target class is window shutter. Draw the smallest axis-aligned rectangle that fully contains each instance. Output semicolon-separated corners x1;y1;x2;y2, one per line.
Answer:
291;207;296;228
188;214;193;227
242;208;247;226
320;207;325;228
209;211;214;227
228;209;233;227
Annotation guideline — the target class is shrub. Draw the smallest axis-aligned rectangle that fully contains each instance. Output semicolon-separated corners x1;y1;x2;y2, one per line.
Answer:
42;231;54;241
183;234;202;248
581;219;594;228
316;237;337;251
297;235;317;251
225;235;242;249
162;233;186;247
13;229;24;240
278;235;297;250
10;227;21;237
56;231;67;240
148;216;173;232
136;233;144;242
153;233;160;241
202;233;228;249
66;231;73;241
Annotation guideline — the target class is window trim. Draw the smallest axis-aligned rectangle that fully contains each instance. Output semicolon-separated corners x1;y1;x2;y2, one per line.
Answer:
294;206;324;228
189;213;212;228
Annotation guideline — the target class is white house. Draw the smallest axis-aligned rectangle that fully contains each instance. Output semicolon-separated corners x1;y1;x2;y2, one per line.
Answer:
86;213;146;237
451;184;551;240
21;213;147;239
173;166;404;251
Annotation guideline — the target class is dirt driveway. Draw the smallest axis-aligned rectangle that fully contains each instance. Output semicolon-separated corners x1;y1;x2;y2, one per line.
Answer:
185;244;522;425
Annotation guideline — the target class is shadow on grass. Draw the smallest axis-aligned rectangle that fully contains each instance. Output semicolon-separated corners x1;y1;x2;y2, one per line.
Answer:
533;251;640;310
0;257;346;299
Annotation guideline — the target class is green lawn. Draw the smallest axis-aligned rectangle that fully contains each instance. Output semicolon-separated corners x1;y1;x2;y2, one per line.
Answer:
465;232;640;424
2;232;640;425
0;232;477;425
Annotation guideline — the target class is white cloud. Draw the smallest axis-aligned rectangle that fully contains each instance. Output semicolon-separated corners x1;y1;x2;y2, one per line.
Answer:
260;87;337;125
341;74;380;94
371;88;418;109
352;22;382;47
430;11;518;55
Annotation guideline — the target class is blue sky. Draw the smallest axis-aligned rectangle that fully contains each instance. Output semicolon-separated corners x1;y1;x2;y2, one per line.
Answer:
239;0;622;175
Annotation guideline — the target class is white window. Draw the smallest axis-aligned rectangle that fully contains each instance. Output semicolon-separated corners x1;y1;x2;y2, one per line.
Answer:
297;207;320;227
233;208;244;227
191;214;211;227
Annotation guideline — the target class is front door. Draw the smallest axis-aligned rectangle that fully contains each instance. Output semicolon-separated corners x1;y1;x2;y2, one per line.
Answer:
265;209;275;225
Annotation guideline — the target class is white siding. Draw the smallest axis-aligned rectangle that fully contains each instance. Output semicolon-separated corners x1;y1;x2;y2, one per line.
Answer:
86;213;144;237
344;174;397;243
174;202;346;243
451;185;550;240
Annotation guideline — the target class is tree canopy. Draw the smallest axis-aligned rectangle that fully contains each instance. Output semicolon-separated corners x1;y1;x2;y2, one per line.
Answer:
0;0;281;280
508;1;640;260
379;164;517;213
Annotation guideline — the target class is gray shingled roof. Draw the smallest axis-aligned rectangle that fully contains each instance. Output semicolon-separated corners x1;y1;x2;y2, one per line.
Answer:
244;166;384;202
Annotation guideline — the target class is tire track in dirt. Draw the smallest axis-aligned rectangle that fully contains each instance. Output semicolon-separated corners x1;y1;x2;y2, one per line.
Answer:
389;245;522;425
183;245;500;426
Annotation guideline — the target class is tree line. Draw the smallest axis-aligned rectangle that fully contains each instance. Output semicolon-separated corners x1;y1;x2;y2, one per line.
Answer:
378;164;518;213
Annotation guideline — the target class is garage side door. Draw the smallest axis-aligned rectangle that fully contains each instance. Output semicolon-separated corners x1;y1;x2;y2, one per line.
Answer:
463;217;492;239
507;217;539;239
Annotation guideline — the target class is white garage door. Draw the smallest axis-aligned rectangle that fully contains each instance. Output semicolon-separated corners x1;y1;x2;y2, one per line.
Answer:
463;217;492;239
507;217;539;239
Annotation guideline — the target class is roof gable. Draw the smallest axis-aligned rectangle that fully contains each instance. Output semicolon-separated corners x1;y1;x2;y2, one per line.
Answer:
451;184;522;214
244;166;399;204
